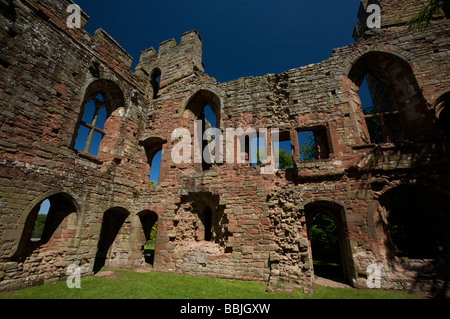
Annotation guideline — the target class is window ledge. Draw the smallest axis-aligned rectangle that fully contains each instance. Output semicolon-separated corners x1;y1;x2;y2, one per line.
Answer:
75;150;103;164
352;143;397;150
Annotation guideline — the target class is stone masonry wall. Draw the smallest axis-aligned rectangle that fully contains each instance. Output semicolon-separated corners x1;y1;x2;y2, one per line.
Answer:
0;0;449;297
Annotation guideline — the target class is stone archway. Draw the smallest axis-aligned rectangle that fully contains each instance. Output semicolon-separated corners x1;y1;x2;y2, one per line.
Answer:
305;201;353;286
13;192;79;261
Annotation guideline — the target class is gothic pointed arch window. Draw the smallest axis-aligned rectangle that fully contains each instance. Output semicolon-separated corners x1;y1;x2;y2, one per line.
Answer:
183;89;222;171
74;93;108;156
72;80;125;157
348;51;429;144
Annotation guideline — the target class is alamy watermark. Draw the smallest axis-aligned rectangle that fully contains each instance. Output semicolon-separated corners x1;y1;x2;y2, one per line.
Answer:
367;4;381;29
171;122;280;175
66;4;81;29
366;263;383;289
66;264;81;289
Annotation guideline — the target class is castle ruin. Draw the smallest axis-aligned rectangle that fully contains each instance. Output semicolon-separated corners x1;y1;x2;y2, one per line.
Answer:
0;0;449;297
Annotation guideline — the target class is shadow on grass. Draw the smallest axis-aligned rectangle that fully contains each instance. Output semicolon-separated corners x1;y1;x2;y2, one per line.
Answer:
313;260;347;284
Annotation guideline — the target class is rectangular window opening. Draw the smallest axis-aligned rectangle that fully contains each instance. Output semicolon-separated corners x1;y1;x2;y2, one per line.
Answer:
297;127;330;162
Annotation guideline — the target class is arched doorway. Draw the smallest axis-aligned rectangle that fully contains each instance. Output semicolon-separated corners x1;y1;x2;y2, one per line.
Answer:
305;202;352;285
138;210;159;265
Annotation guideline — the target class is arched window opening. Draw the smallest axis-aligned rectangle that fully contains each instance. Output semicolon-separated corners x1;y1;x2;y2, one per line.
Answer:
184;90;221;172
381;186;439;259
14;193;78;260
142;137;166;188
72;80;125;158
139;211;158;265
348;52;429;144
74;93;109;156
93;208;130;273
150;68;162;99
149;149;162;188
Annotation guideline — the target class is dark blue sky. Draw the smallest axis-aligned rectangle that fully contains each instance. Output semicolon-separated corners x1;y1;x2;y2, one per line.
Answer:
74;0;362;82
71;1;370;185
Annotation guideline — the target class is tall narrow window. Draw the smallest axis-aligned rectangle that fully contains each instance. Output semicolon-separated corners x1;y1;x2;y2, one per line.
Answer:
149;149;162;188
250;136;265;167
273;132;293;169
360;75;403;144
31;199;50;242
199;104;217;171
151;68;162;99
142;137;166;188
184;89;221;172
203;206;213;242
74;93;108;156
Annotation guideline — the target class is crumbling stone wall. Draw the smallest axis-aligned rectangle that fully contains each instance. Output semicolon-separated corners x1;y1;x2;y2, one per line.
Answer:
1;0;449;297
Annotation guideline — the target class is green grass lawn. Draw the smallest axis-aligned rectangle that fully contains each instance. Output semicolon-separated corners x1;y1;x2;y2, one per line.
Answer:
0;269;422;299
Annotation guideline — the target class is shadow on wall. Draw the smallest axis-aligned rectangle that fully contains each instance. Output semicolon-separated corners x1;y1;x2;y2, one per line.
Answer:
93;207;129;273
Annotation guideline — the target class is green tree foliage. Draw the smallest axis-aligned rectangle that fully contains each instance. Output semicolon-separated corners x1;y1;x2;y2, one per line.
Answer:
309;213;338;250
277;149;294;169
149;221;158;241
254;147;293;169
31;214;47;239
308;212;341;264
407;0;449;29
299;132;317;161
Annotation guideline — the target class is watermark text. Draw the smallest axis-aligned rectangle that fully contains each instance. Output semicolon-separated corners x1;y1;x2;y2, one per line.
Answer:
66;4;81;29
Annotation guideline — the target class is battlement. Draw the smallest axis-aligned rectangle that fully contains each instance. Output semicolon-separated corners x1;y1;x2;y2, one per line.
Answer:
353;0;445;41
1;0;449;298
135;30;204;87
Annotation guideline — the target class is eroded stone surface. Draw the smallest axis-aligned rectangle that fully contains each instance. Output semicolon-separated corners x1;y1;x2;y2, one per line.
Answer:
0;0;449;297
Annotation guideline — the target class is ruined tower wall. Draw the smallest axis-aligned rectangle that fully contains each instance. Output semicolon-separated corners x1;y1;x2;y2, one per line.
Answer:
0;0;154;290
0;0;449;296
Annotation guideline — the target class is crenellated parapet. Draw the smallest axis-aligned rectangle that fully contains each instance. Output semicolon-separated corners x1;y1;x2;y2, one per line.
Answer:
135;30;204;94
